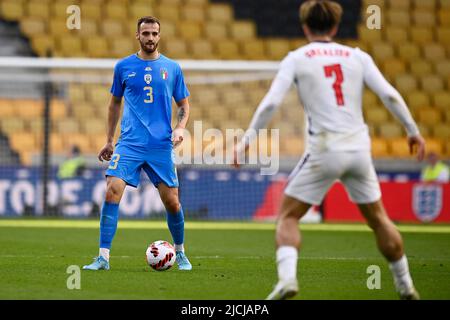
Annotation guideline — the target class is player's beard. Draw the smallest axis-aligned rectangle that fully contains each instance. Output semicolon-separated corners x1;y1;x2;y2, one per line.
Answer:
140;39;159;54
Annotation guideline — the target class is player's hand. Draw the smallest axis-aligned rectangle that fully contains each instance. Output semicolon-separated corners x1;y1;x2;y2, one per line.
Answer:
172;127;184;149
408;135;426;162
98;142;114;162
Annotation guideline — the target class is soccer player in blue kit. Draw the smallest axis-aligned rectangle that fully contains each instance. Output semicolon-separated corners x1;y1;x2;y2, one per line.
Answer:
83;16;192;271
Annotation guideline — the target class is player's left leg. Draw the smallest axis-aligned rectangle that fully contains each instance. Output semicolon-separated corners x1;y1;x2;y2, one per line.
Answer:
266;195;311;300
157;183;192;271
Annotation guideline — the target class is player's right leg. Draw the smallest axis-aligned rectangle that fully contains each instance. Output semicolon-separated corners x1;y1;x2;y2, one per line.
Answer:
266;195;311;300
83;176;127;271
358;201;419;300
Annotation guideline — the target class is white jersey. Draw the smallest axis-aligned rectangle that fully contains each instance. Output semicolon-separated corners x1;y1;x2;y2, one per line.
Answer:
241;41;419;154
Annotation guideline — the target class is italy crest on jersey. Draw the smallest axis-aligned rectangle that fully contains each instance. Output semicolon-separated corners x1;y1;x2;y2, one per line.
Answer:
160;68;168;80
412;184;443;222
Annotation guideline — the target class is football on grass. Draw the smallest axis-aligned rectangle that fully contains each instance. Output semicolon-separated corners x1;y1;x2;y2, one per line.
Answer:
146;240;176;271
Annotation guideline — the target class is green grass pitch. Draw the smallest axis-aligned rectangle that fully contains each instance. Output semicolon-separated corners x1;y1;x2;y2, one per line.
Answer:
0;219;449;300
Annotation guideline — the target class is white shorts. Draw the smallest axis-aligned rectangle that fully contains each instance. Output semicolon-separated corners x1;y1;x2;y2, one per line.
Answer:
284;151;381;205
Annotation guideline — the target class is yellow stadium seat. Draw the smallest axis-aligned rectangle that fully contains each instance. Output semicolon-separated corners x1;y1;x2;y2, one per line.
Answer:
0;100;15;117
397;43;421;63
9;132;37;153
189;40;215;59
409;60;433;77
438;9;450;27
382;58;406;77
91;134;107;153
85;37;109;58
63;133;91;153
230;21;256;40
215;41;240;60
266;39;290;60
365;108;389;125
80;2;101;20
290;38;309;50
433;124;450;140
371;138;389;158
383;27;408;44
434;60;450;78
363;90;379;106
31;35;55;56
110;37;137;58
395;74;418;95
418;108;442;126
389;0;410;10
50;133;65;153
241;39;267;60
423;44;446;61
207;4;233;22
26;0;50;19
13;99;43;119
100;19;124;37
105;2;127;20
157;6;180;22
20;17;46;36
75;19;98;38
129;2;156;21
363;0;385;7
386;10;410;27
68;84;85;103
421;75;444;94
163;39;189;59
426;138;444;155
82;118;105;135
410;27;435;45
443;0;450;10
48;19;71;37
444;109;450;122
72;103;97;120
379;123;403;138
412;10;436;27
280;136;304;157
27;119;43;135
55;119;80;134
181;4;206;22
432;91;450;110
413;0;436;10
406;91;431;112
358;25;382;43
446;141;450;158
177;21;203;40
437;28;450;44
371;42;394;61
51;100;68;120
86;85;111;106
159;21;177;38
0;1;24;21
57;37;83;57
0;118;26;135
389;138;411;158
204;22;228;40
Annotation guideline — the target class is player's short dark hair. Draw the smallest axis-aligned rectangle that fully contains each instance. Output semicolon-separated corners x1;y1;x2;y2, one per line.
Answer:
299;0;343;35
137;16;161;32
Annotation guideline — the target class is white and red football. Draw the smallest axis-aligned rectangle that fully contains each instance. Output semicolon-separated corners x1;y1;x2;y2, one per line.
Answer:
145;240;176;271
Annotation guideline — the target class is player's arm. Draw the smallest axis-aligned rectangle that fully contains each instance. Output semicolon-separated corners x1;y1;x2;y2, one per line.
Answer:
360;51;425;161
233;54;296;166
98;95;122;162
172;97;190;148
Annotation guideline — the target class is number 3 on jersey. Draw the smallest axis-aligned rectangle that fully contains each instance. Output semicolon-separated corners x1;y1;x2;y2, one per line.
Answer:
144;86;153;103
324;64;345;106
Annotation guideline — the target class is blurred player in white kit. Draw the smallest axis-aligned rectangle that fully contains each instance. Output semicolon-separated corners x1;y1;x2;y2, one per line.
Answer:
233;0;425;300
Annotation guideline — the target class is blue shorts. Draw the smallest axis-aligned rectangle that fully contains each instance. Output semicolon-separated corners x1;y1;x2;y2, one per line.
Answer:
105;144;178;188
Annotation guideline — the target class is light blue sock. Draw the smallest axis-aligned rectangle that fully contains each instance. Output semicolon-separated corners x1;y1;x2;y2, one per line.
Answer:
99;202;119;250
167;206;185;246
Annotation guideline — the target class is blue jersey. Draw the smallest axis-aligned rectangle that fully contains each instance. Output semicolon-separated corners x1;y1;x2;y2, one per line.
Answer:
110;53;189;149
